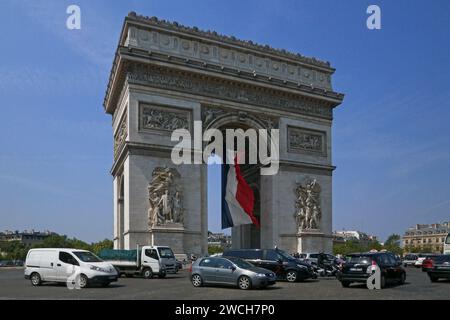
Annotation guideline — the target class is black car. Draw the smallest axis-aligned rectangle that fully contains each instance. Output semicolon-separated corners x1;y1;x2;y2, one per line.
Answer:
222;248;316;282
427;254;450;282
337;252;406;288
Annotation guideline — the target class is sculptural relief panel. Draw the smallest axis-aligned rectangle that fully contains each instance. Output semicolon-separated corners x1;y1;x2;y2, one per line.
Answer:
287;126;327;157
294;178;322;231
139;103;191;134
148;167;184;228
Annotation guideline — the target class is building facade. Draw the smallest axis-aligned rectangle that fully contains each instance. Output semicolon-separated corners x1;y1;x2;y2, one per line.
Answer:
333;230;378;246
402;222;450;253
207;232;232;250
0;230;57;246
104;13;344;255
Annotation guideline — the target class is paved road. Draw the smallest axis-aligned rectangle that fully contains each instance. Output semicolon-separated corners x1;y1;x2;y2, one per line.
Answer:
0;267;448;300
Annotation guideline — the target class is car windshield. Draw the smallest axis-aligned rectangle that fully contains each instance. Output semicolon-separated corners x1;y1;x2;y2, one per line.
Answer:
158;247;175;258
228;257;254;269
346;255;372;264
73;251;103;262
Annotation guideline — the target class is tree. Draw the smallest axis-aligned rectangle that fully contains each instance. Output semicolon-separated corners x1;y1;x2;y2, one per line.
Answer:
208;246;223;255
385;234;401;246
91;239;113;255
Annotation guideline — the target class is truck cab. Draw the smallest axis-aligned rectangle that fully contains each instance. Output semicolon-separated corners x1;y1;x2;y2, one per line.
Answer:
143;246;177;274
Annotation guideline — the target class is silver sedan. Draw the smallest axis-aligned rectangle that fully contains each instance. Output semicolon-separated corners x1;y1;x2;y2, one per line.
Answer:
190;256;276;290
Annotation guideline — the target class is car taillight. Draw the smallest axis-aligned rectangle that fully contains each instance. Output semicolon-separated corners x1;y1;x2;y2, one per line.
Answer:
372;259;377;266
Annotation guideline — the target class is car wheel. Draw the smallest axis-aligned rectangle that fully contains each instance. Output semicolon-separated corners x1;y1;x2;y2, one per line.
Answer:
380;275;386;289
101;282;110;287
143;268;153;279
341;281;351;288
430;276;438;283
399;272;406;285
30;273;41;286
158;273;166;279
79;274;88;288
238;275;251;290
286;270;298;282
191;274;203;287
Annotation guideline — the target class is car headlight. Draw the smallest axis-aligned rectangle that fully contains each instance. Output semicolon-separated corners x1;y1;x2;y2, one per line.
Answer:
89;265;108;272
256;273;266;277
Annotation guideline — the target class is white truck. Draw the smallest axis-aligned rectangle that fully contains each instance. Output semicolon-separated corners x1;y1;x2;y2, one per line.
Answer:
98;245;177;279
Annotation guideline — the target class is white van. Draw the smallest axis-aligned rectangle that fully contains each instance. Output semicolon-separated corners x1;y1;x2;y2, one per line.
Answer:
24;248;118;288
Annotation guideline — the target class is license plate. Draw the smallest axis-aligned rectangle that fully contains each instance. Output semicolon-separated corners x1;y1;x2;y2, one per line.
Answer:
350;268;362;272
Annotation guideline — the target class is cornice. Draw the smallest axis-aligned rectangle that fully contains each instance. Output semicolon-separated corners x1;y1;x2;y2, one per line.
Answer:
125;12;332;69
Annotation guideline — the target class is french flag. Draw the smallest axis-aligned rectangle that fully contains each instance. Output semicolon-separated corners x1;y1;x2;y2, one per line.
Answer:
221;155;260;229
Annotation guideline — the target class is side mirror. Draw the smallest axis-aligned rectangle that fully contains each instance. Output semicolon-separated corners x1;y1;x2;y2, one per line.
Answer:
231;266;236;271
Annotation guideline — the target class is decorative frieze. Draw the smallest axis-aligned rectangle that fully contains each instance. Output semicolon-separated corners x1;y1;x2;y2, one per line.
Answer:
288;126;326;156
125;13;333;91
128;63;333;120
114;113;127;159
139;103;191;133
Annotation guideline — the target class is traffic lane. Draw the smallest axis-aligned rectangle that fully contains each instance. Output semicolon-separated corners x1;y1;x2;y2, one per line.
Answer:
0;267;449;300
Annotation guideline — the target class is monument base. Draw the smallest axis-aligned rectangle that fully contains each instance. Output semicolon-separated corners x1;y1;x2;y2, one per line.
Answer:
297;229;333;254
150;224;185;254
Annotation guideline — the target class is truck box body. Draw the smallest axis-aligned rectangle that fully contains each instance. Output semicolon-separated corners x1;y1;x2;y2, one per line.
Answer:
98;246;176;278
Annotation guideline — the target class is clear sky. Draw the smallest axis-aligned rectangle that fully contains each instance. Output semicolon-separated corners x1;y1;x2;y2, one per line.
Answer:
0;0;449;243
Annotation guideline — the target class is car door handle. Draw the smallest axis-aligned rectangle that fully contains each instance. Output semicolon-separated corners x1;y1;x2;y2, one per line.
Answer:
143;261;148;263
57;264;61;267
51;263;54;266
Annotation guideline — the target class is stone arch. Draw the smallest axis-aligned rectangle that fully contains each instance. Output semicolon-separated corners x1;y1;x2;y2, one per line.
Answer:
203;110;267;249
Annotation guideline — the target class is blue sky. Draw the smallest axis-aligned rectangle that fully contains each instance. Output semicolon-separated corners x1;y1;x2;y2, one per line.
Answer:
0;0;449;242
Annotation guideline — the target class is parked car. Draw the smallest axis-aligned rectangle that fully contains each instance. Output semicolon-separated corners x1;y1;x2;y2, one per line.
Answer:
421;255;439;272
14;260;24;267
190;256;276;290
337;252;406;288
24;248;118;288
402;254;418;267
223;248;316;282
414;253;435;268
298;253;336;265
426;254;450;282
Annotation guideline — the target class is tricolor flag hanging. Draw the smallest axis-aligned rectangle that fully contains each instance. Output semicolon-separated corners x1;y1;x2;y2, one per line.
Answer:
221;155;260;229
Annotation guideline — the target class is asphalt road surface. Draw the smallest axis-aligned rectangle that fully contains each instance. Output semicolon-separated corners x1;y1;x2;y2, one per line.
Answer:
0;266;448;300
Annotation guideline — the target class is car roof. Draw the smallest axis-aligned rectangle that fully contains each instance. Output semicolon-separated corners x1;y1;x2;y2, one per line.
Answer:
347;252;382;256
28;248;90;252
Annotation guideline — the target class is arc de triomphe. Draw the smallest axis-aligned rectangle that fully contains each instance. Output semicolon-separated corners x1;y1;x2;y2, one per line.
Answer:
103;13;344;255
